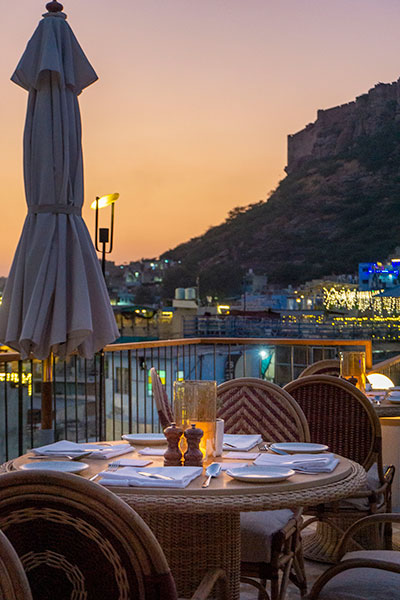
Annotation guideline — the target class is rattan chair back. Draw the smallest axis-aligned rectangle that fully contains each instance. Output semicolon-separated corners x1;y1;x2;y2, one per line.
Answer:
284;374;382;472
298;359;340;378
217;377;310;442
151;367;174;428
0;529;32;600
0;470;178;600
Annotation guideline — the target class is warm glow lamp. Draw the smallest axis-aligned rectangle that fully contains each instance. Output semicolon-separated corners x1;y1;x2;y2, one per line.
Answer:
90;193;119;441
91;193;120;276
366;373;394;390
90;193;119;210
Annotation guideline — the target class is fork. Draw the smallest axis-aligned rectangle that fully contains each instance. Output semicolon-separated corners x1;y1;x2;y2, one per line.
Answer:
89;462;120;482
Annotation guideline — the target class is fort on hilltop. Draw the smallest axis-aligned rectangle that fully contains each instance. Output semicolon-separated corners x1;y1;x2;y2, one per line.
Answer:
287;78;400;173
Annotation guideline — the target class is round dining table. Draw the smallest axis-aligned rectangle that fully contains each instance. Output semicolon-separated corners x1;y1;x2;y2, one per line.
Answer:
5;445;366;600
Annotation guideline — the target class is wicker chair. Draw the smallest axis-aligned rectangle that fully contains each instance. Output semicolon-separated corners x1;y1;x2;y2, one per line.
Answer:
284;374;395;563
217;377;310;600
0;529;32;600
298;359;340;378
0;470;227;600
307;514;400;599
150;367;174;429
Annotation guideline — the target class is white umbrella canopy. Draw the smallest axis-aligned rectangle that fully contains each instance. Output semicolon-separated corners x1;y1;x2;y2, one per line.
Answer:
0;2;119;360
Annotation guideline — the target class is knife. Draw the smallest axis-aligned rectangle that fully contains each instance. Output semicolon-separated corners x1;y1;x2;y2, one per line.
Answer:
137;471;174;480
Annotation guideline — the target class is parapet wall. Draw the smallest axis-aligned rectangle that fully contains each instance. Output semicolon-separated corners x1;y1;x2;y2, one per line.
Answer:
286;79;400;173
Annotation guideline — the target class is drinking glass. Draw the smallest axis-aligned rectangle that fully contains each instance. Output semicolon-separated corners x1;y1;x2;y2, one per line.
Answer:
340;351;366;392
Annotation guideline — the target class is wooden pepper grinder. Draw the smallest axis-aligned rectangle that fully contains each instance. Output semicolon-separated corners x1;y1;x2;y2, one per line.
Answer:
183;423;203;467
164;422;183;466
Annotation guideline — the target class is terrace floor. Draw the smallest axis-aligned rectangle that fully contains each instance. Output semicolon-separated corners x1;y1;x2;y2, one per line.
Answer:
239;522;400;598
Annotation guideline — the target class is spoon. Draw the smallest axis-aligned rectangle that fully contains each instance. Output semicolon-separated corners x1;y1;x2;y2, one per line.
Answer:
202;463;222;488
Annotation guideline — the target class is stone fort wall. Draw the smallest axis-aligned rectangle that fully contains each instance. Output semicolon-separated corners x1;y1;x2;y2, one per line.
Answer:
286;78;400;173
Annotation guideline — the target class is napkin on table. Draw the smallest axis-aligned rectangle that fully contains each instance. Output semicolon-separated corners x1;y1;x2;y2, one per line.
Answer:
80;444;133;459
32;440;133;460
32;440;91;457
137;447;165;456
99;466;203;488
224;451;260;460
223;434;262;451
254;453;339;473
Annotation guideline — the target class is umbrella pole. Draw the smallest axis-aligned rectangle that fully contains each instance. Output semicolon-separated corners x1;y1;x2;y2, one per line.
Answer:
40;353;55;444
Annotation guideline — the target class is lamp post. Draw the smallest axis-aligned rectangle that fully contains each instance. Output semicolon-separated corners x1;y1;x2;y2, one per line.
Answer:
91;193;119;277
91;193;119;439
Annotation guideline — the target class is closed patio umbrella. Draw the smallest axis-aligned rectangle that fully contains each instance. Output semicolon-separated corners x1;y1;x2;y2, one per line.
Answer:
0;1;119;436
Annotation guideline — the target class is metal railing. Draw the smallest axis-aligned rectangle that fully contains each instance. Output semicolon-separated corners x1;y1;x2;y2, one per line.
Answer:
0;337;373;463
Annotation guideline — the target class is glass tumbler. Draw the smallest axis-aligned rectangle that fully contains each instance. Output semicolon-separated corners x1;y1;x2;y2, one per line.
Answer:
340;351;366;392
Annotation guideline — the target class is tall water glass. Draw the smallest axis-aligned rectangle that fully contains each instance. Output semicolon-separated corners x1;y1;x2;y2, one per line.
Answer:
173;380;217;461
340;351;366;392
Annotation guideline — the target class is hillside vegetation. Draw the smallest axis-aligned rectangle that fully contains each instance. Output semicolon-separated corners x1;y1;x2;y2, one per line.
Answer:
161;118;400;299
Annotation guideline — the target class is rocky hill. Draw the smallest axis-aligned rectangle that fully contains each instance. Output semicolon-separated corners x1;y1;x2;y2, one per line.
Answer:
161;79;400;298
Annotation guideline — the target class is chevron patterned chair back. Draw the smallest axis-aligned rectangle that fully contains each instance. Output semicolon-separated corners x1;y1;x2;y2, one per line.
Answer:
216;377;310;600
217;377;310;443
150;367;174;429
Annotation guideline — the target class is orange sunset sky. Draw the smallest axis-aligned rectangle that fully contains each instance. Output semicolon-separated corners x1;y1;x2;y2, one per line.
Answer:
0;0;400;276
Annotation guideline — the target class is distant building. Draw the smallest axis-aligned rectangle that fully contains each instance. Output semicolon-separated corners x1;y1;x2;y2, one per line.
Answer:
359;260;400;291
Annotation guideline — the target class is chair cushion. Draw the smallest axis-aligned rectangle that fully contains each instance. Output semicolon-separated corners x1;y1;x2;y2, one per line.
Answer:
240;509;294;563
340;463;384;511
343;549;400;565
316;550;400;599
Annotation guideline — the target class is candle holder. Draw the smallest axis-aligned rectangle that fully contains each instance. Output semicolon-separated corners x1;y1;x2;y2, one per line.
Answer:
173;380;217;461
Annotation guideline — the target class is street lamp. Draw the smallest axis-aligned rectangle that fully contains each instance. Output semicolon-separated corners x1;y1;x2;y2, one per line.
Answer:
91;193;119;276
90;193;119;440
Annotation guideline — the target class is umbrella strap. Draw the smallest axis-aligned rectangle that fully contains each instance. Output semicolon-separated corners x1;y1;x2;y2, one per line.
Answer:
28;205;82;216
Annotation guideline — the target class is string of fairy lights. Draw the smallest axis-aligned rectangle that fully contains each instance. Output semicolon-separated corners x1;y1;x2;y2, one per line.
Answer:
323;287;400;316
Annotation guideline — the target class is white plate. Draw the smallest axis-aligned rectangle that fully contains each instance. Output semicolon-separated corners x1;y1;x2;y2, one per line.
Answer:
226;465;295;483
21;461;89;473
388;397;400;403
122;433;167;446
270;442;328;454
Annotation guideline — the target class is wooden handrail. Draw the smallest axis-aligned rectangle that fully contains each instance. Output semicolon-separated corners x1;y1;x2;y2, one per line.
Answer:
0;337;373;368
367;354;400;374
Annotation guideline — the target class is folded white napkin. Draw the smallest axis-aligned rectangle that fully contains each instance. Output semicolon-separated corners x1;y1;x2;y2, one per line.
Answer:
223;434;262;451
32;440;133;460
137;447;165;456
254;453;339;473
98;466;203;488
32;440;91;456
224;451;260;460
